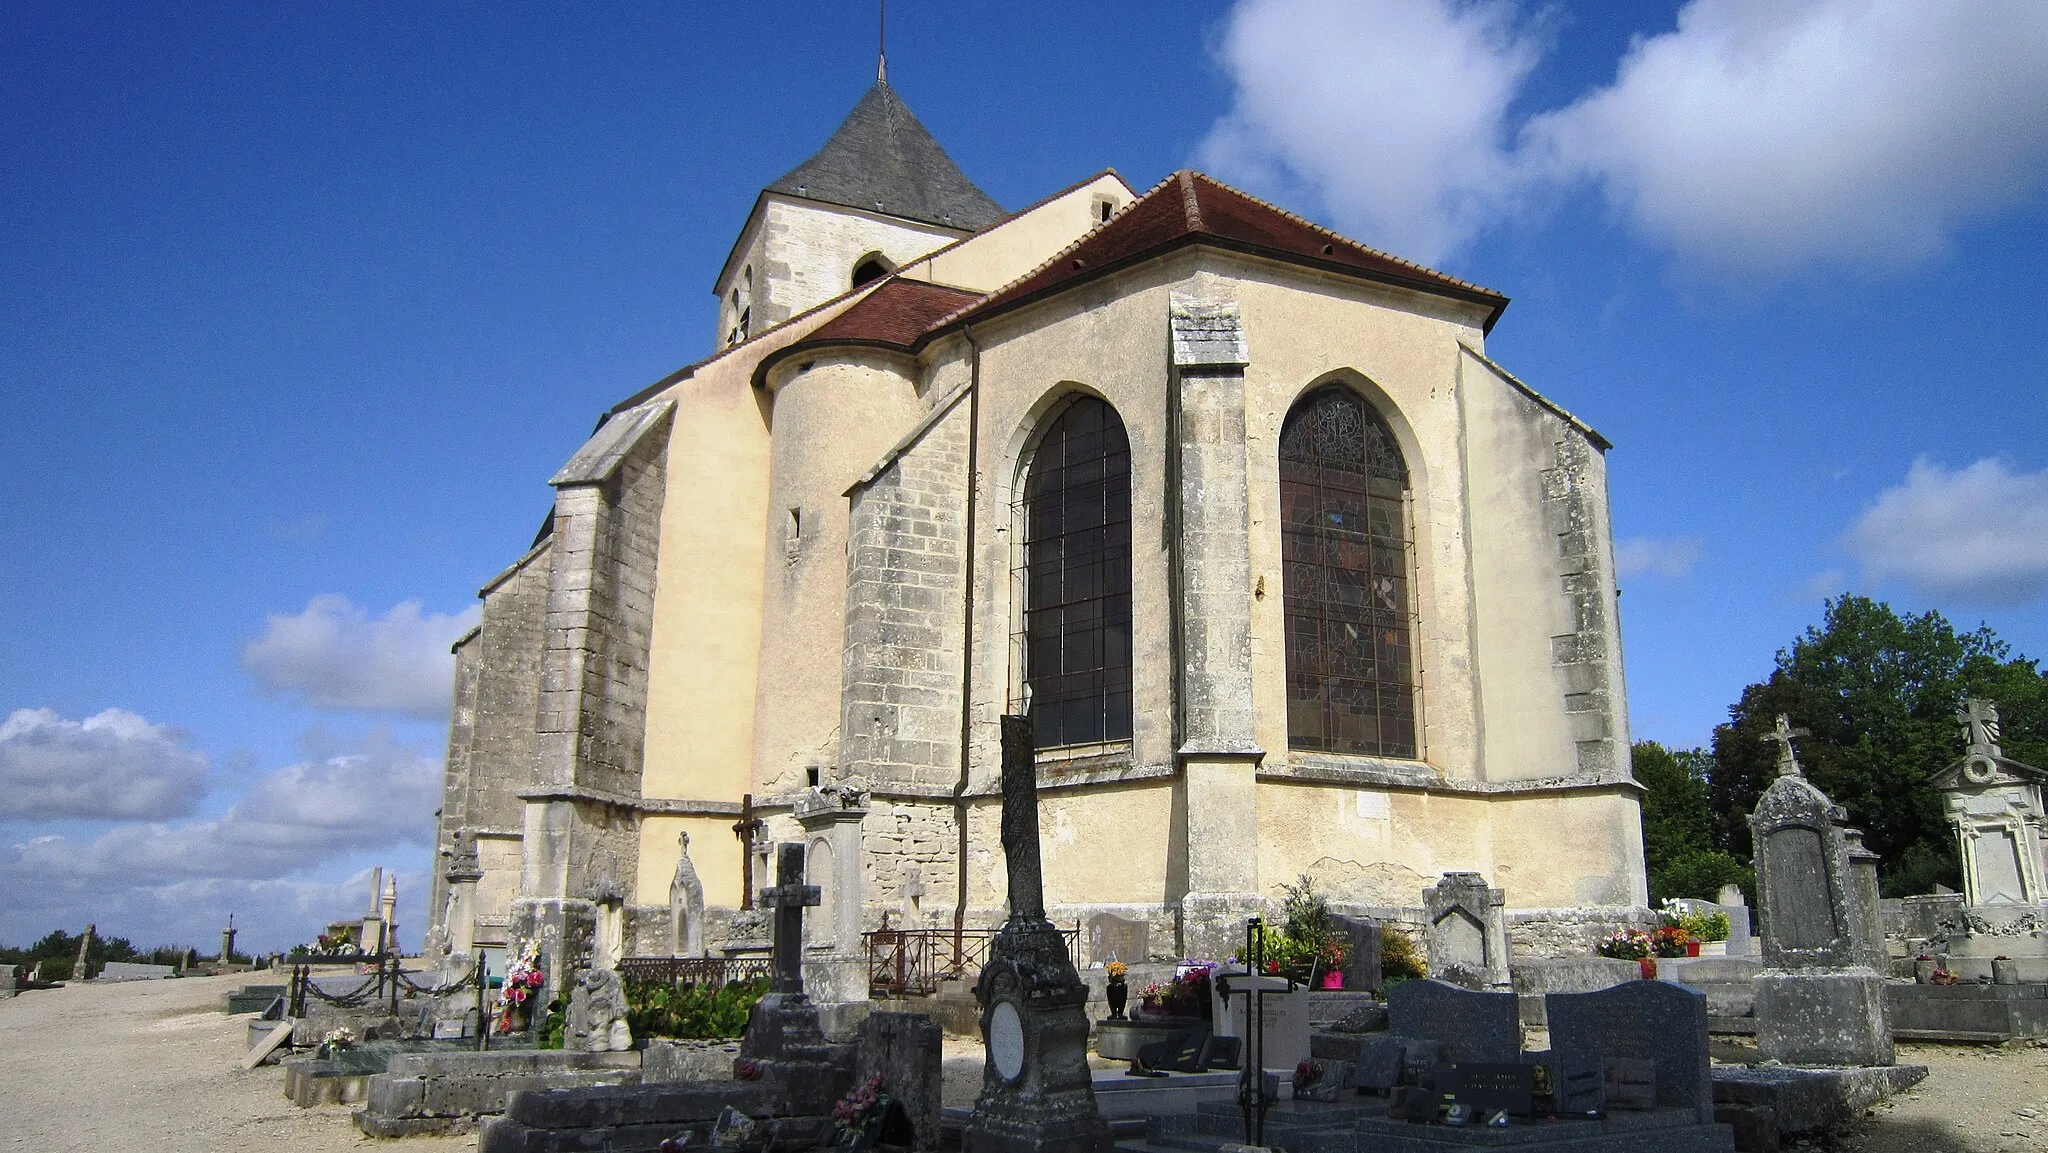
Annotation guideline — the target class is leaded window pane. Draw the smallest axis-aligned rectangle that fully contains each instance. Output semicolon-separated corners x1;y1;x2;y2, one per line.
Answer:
1020;397;1134;749
1279;386;1418;758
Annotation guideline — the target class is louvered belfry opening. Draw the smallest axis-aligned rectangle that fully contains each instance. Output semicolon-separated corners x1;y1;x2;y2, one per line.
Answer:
1018;396;1134;750
1279;385;1419;758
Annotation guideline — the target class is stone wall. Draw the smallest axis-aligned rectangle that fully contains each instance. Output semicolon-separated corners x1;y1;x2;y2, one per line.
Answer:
357;1049;641;1138
1507;905;1655;962
841;396;970;795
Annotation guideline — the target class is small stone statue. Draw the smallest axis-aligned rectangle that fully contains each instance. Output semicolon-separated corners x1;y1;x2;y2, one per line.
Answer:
565;967;632;1052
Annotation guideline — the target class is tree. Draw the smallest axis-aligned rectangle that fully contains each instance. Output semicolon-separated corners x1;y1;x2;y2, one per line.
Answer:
1635;741;1754;904
1708;596;2048;897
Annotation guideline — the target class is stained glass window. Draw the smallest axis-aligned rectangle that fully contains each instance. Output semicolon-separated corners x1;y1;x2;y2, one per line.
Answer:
1019;396;1133;749
1279;385;1418;758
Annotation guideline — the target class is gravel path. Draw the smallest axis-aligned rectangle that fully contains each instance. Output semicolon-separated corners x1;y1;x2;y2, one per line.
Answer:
3;977;2044;1153
0;972;473;1153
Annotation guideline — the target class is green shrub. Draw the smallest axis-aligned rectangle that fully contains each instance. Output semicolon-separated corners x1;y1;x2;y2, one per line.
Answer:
1380;925;1426;983
625;977;768;1040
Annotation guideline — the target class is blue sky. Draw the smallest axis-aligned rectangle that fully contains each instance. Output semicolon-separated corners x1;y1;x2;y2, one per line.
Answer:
4;1;2046;952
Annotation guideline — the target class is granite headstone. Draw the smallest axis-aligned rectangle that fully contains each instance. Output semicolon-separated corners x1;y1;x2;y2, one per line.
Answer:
1387;979;1520;1064
1546;971;1713;1121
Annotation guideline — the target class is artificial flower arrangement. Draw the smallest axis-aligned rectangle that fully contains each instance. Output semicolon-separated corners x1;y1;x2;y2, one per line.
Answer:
497;943;546;1033
832;1072;893;1147
1105;961;1129;980
317;1025;357;1057
1138;961;1217;1018
1595;929;1653;961
1650;925;1694;959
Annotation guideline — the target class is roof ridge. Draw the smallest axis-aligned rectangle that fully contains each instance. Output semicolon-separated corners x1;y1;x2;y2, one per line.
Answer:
917;171;1183;335
1188;172;1499;298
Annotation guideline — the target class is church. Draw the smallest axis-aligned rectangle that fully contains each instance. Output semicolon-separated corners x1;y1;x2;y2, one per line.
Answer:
423;75;1648;992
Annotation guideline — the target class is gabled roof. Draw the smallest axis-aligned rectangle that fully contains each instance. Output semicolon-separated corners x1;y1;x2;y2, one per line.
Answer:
923;170;1509;338
753;278;981;387
767;82;1004;231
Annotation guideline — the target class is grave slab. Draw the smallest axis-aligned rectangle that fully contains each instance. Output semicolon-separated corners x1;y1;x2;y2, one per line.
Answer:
1387;979;1521;1064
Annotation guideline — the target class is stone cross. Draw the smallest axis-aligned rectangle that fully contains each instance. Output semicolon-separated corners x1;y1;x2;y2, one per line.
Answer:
999;714;1047;924
1959;698;2003;758
732;793;765;910
75;924;95;981
759;841;821;995
670;830;706;958
1763;714;1809;779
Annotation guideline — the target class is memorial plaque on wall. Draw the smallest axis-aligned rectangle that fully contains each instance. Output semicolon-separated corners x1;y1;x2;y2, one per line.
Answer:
1088;914;1148;964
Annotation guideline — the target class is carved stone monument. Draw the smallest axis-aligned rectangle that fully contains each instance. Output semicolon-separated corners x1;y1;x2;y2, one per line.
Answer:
1423;872;1510;989
669;830;707;957
565;966;632;1051
1927;698;2048;978
1750;715;1892;1066
796;780;872;1005
966;716;1110;1153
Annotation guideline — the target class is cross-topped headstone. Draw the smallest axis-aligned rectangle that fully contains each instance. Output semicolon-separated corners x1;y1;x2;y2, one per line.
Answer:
1959;697;2003;758
1763;714;1809;778
759;841;821;994
732;793;766;910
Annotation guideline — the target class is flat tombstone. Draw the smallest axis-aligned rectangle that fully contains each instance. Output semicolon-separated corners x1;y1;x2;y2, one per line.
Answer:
1349;1034;1408;1093
1545;979;1711;1123
857;1011;943;1151
1087;914;1147;966
1332;916;1383;993
1386;979;1520;1065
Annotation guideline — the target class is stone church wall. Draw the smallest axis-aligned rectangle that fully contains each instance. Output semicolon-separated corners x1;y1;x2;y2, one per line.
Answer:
748;198;961;331
463;543;552;833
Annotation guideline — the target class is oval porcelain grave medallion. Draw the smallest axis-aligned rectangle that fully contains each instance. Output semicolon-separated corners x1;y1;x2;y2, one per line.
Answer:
989;1000;1025;1082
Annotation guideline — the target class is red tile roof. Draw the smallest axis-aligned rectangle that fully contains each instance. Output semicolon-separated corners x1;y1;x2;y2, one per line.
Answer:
806;278;982;348
923;170;1508;338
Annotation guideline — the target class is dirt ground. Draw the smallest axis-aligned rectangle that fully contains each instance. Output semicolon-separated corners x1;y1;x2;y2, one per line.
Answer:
3;977;2046;1152
0;972;472;1153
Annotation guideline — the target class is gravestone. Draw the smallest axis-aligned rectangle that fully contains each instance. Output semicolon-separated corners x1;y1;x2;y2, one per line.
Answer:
1522;1049;1604;1116
1349;1034;1410;1093
75;924;95;981
669;830;706;957
1332;915;1383;993
1213;973;1311;1071
856;1011;944;1151
1925;699;2048;980
1386;979;1520;1064
736;841;850;1116
1086;914;1147;965
2;962;15;998
1423;873;1510;989
1841;828;1888;971
1750;715;1893;1067
1440;1062;1534;1116
965;715;1110;1153
1546;978;1713;1122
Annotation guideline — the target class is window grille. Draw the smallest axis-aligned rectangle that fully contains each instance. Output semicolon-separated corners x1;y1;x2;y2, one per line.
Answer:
1014;396;1133;749
1278;385;1418;758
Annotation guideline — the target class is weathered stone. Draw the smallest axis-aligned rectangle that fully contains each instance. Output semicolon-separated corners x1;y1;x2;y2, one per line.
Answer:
1753;971;1893;1067
1423;873;1510;990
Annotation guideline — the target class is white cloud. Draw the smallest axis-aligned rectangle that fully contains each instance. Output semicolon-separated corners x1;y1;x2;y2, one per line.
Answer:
0;708;208;820
1199;0;1544;265
1527;0;2048;271
1199;0;2048;273
1615;534;1704;579
0;731;441;951
1842;457;2048;604
243;595;479;720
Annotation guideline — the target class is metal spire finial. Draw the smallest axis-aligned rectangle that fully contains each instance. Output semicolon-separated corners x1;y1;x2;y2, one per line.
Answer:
878;0;887;84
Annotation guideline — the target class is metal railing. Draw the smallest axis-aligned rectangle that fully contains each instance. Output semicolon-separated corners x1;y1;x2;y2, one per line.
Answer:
616;955;772;989
862;925;1080;996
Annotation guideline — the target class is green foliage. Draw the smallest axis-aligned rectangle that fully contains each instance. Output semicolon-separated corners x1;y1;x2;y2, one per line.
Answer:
0;930;193;975
539;998;567;1050
625;977;768;1040
1708;596;2046;896
1379;925;1426;982
1656;848;1755;907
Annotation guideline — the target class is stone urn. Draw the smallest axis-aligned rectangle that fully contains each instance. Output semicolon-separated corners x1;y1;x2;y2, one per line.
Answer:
1105;975;1128;1020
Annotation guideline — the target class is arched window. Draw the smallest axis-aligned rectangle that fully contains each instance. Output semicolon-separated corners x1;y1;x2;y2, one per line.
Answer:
851;253;893;288
1019;396;1133;749
1279;385;1417;758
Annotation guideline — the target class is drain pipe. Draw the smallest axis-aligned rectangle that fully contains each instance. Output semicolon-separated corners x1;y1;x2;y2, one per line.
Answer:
952;325;983;944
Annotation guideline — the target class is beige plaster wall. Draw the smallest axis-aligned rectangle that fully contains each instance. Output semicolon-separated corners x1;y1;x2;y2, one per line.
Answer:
1038;782;1178;907
906;174;1136;294
474;833;524;940
750;354;930;796
1255;780;1644;909
634;814;746;910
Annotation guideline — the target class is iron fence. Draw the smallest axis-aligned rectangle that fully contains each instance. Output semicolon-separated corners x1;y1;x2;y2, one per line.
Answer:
862;926;1079;996
616;955;773;989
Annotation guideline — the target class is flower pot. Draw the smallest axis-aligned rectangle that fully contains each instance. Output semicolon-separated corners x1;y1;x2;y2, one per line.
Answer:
1320;970;1345;990
1685;940;1702;958
1638;958;1657;980
1699;940;1727;957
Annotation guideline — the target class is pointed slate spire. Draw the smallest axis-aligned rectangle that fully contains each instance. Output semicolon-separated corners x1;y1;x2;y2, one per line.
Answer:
768;83;1003;232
